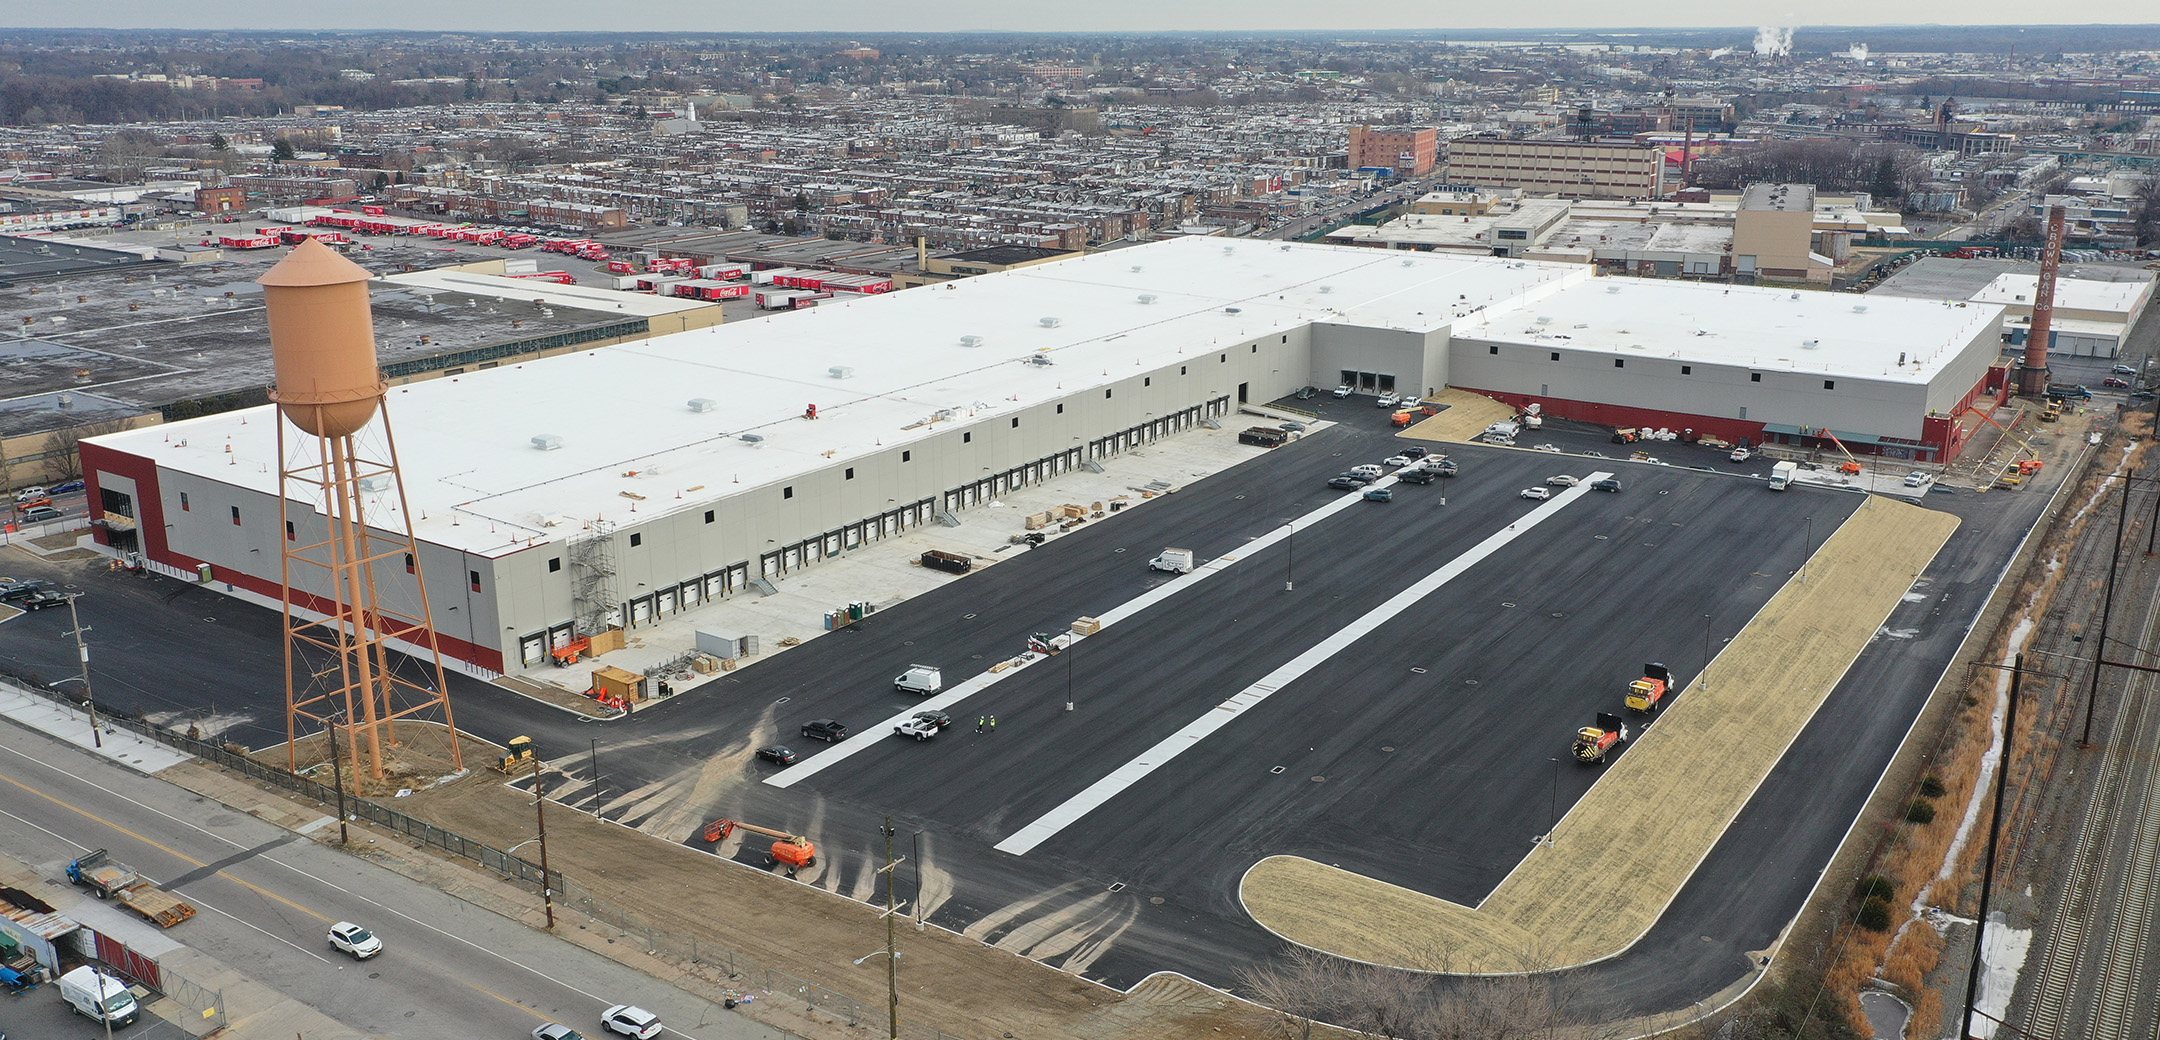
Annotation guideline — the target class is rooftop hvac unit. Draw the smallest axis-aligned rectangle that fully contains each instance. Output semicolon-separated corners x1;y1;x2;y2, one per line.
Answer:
1536;315;1552;324
1040;316;1061;328
1028;354;1055;366
1852;305;1869;313
1802;339;1821;349
532;434;564;451
739;433;765;444
1224;306;1242;315
829;366;855;379
359;474;393;493
1318;285;1333;294
1401;259;1415;267
1607;285;1622;293
688;398;718;412
1137;294;1156;304
1130;265;1143;273
959;334;985;347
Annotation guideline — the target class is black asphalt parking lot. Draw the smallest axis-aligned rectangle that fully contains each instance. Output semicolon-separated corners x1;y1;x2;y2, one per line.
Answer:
0;398;2060;1015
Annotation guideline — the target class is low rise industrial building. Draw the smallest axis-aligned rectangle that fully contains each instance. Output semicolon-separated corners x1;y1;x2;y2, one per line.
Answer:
1442;137;1666;200
81;237;2005;675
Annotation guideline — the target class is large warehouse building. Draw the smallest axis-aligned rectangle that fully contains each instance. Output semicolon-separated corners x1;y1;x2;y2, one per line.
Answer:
81;237;2005;674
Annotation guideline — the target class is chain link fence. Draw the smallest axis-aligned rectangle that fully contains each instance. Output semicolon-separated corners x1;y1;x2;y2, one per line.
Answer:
159;967;228;1037
3;672;974;1040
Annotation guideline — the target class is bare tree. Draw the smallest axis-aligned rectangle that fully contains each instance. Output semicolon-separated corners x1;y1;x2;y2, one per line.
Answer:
43;419;138;481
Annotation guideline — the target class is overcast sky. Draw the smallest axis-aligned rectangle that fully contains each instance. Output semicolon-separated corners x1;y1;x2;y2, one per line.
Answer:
8;2;2152;34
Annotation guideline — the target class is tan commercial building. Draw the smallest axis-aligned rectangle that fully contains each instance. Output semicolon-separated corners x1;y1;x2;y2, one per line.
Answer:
1732;183;1829;284
1348;126;1439;176
1442;138;1665;200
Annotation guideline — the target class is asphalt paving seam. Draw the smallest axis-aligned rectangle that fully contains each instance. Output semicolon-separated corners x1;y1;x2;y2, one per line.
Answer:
995;471;1615;855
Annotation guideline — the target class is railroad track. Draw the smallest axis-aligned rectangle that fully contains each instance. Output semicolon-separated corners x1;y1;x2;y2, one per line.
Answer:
2016;472;2160;1040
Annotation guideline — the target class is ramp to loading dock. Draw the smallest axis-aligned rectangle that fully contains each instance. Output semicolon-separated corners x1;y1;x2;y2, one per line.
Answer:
1240;496;1960;974
1395;389;1518;444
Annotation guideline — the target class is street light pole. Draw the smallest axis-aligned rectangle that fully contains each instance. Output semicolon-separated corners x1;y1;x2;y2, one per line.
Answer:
1284;516;1295;592
1702;613;1713;692
1800;515;1814;583
62;594;102;748
1065;633;1075;712
589;738;601;813
1545;757;1561;847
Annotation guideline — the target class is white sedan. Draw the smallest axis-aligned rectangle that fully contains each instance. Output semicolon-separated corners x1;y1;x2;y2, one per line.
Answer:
1383;454;1415;468
1520;487;1552;501
1546;474;1579;487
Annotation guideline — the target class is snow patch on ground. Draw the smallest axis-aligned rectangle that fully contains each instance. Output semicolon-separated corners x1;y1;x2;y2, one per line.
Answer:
1972;912;2034;1040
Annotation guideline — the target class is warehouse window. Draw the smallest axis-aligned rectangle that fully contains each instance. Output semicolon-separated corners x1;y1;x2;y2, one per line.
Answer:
846;467;855;479
1143;378;1151;387
1681;365;1692;375
180;492;190;511
230;505;241;525
1105;389;1113;399
629;533;642;547
1550;352;1559;362
1011;417;1020;428
1056;404;1064;414
1251;344;1258;353
1824;380;1836;390
1751;373;1761;382
548;557;561;572
1281;335;1287;343
405;553;415;574
1614;359;1624;368
285;520;295;541
1219;354;1227;363
704;510;714;523
1490;345;1499;355
783;486;794;500
902;450;911;462
1180;366;1187;375
469;570;481;593
962;432;972;443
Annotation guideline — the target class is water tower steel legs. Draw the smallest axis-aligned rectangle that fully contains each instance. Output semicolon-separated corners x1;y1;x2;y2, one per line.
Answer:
280;412;462;784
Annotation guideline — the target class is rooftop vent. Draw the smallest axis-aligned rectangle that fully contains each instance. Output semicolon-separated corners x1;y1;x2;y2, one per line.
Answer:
1401;259;1416;267
1223;246;1235;255
1039;316;1061;328
739;433;765;444
1802;339;1821;349
1606;285;1621;294
1137;294;1156;305
1790;293;1801;300
1028;354;1055;366
959;334;985;347
359;474;393;493
829;366;855;379
1224;306;1243;315
1852;304;1868;313
532;434;564;451
1536;315;1552;324
1318;285;1334;294
688;398;717;413
1130;265;1143;273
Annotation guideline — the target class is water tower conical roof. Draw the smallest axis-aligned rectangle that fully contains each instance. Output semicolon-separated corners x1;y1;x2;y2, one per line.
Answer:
256;236;374;288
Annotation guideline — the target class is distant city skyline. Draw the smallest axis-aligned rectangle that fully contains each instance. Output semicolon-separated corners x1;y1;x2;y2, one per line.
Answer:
6;2;2156;34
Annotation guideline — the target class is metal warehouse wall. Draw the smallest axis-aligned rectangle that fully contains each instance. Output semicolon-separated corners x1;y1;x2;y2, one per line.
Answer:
479;327;1316;671
1445;337;1939;441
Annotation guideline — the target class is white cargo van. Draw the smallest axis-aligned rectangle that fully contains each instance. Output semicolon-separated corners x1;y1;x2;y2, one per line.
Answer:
894;665;943;695
60;966;139;1027
1148;547;1195;573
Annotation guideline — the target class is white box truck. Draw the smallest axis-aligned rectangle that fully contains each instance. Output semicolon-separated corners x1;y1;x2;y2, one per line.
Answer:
60;966;140;1027
895;665;943;695
1769;461;1798;490
1149;547;1195;573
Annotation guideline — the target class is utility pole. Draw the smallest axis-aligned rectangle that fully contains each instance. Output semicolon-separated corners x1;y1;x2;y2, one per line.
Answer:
2081;473;2131;747
589;738;602;814
879;817;903;1040
533;755;555;929
63;595;103;748
325;711;350;845
1962;654;2023;1040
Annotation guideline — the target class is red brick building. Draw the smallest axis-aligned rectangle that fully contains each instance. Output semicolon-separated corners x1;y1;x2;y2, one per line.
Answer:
194;186;245;214
1348;125;1439;176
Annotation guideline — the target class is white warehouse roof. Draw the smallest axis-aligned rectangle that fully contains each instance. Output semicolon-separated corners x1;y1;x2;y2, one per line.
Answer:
93;238;1998;560
1462;278;2004;382
1968;272;2156;319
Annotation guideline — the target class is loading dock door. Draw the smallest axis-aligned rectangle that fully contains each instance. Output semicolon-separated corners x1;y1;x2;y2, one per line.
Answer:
520;635;546;668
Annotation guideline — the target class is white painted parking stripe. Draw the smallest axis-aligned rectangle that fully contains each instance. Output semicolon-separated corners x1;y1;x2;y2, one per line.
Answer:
766;473;1402;789
992;472;1613;855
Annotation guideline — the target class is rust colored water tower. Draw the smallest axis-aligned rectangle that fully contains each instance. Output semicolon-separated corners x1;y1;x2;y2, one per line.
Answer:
261;238;462;782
